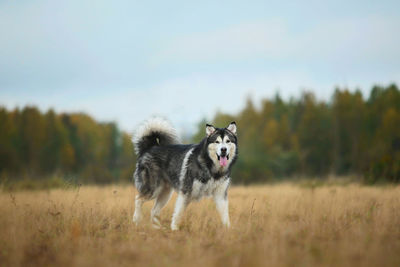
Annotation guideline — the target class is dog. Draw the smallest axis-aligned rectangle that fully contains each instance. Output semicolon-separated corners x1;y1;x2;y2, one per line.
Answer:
132;117;238;230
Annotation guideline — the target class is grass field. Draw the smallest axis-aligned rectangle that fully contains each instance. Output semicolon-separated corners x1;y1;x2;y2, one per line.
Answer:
1;184;400;267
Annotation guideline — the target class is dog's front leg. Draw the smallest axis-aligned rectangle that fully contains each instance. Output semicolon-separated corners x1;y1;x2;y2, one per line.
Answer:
133;194;145;225
214;195;230;228
171;193;189;231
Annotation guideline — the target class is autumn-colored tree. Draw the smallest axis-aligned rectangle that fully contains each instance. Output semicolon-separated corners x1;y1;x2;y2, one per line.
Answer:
297;92;332;175
0;107;135;184
332;89;366;174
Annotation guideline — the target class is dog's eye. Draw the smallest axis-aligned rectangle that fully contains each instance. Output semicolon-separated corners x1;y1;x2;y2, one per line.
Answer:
215;141;220;144
226;140;231;143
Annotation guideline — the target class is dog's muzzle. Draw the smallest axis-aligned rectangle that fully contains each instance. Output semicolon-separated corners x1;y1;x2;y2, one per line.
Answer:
217;148;229;167
220;147;227;157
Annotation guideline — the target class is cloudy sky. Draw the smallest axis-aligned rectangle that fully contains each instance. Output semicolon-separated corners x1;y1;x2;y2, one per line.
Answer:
1;0;399;134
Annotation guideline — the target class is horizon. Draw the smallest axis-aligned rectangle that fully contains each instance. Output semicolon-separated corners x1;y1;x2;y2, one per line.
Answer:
1;82;396;137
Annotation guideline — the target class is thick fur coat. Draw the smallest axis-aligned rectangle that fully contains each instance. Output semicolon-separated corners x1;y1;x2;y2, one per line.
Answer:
132;117;238;230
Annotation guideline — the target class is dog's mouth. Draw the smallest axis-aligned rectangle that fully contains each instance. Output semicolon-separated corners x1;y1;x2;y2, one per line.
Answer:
216;153;229;167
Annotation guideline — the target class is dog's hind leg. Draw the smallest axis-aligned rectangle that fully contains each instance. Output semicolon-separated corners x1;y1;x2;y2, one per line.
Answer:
133;194;146;225
171;193;189;231
150;185;173;229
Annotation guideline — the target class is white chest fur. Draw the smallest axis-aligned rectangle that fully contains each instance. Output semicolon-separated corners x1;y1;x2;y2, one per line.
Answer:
190;177;230;201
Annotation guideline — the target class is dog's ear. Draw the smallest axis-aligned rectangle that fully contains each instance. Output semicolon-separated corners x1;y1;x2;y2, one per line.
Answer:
227;122;237;135
206;124;216;137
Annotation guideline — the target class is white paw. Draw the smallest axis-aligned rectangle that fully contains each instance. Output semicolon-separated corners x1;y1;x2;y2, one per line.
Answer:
152;223;161;229
171;224;179;231
151;216;161;229
222;219;230;228
133;214;142;225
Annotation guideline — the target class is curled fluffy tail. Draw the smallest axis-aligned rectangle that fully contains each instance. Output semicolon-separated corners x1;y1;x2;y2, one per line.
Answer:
132;117;180;155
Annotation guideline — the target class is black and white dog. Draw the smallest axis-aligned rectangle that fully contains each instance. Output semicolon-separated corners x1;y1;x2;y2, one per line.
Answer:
132;118;238;230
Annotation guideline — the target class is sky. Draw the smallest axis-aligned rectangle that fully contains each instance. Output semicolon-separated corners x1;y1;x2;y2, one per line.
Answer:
1;0;399;135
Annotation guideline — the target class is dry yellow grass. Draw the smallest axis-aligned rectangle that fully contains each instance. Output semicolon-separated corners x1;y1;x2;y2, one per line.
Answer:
1;184;400;267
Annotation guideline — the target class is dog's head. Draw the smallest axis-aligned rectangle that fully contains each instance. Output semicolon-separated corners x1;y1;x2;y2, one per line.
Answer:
205;122;238;172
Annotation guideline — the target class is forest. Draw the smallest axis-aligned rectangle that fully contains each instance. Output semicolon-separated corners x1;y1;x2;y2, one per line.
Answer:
1;83;400;186
0;108;135;186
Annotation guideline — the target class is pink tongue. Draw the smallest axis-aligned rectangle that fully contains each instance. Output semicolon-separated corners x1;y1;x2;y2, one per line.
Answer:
219;156;228;167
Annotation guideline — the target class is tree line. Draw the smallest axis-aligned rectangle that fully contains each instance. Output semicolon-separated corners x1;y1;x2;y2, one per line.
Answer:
1;83;399;186
0;107;135;184
193;83;400;183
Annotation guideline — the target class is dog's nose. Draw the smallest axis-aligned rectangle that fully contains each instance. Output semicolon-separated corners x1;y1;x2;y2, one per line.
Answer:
221;147;227;155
